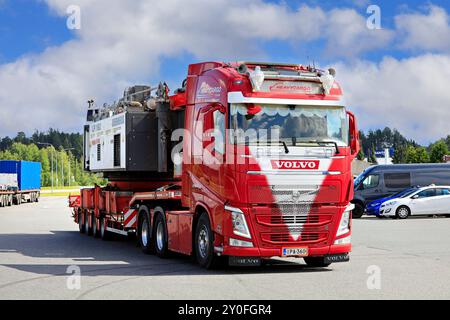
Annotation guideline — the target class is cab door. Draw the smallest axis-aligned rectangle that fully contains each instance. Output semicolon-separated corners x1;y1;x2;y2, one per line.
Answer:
193;104;226;197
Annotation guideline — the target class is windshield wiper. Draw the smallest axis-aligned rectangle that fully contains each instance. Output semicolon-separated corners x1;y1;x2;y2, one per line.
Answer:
247;140;290;154
300;140;340;155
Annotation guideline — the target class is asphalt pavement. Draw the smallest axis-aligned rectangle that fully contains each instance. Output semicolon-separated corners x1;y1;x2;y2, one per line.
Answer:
1;197;450;300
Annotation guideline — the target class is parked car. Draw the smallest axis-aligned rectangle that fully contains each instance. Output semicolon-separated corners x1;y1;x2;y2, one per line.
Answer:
365;187;419;217
379;186;450;219
352;164;450;218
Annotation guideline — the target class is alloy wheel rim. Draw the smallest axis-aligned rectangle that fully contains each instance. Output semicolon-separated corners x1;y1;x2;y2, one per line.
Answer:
156;221;164;250
198;226;209;259
399;208;408;218
142;220;149;247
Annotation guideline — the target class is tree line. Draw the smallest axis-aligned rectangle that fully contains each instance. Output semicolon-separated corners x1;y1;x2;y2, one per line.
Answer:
358;127;450;164
0;130;104;187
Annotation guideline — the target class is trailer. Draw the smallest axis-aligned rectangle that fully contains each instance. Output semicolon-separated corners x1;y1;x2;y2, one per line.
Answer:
0;161;41;206
70;61;360;269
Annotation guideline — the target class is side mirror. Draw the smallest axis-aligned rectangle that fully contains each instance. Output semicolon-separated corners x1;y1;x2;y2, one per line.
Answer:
347;111;360;158
411;195;419;199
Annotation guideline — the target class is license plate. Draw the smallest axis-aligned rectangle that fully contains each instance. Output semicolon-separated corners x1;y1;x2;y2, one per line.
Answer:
282;247;308;257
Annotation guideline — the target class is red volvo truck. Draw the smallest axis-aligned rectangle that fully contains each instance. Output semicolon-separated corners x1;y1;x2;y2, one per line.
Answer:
69;61;360;268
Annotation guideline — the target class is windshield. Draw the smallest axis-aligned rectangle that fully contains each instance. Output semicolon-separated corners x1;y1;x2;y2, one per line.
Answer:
230;104;349;146
399;188;419;198
354;169;370;187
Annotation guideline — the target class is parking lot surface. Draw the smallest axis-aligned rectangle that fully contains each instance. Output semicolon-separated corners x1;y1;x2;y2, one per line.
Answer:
1;197;449;299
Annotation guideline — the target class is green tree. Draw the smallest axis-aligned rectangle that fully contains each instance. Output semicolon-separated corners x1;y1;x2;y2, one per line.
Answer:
404;146;418;163
430;141;449;163
415;147;430;163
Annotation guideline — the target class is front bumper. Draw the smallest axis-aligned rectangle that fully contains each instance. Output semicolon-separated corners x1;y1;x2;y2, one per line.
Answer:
228;252;350;266
222;242;351;258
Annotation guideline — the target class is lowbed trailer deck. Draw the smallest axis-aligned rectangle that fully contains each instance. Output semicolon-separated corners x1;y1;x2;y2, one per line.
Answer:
70;61;359;269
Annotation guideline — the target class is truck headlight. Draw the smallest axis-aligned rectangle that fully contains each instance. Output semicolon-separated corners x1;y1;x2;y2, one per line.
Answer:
225;205;251;239
336;204;354;237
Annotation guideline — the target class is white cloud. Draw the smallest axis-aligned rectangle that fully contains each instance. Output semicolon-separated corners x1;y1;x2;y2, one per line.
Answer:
0;0;394;137
324;8;393;58
395;5;450;53
335;54;450;144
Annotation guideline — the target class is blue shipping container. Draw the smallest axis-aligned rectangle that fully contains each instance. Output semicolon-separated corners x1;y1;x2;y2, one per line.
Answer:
0;161;41;191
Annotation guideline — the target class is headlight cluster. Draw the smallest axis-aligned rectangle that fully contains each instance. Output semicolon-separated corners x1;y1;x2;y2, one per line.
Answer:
336;203;354;237
225;205;251;239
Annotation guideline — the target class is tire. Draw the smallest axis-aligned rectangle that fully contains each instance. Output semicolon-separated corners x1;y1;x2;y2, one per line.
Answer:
92;213;99;238
8;195;12;206
138;211;153;254
396;206;410;220
100;217;111;241
304;257;331;268
84;211;92;235
78;210;85;234
153;210;169;258
195;213;221;269
352;203;364;219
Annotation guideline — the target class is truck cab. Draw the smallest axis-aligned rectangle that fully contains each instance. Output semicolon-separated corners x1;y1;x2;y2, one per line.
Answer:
179;62;359;266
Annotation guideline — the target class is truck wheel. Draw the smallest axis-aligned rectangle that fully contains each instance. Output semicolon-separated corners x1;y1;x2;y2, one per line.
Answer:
195;213;221;269
352;203;364;219
84;212;92;235
92;213;99;238
139;212;153;254
396;206;410;219
100;217;111;241
78;210;85;234
304;257;331;268
153;211;169;258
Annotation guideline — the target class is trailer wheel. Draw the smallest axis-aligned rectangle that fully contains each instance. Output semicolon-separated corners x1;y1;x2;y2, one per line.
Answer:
100;217;111;241
195;213;221;269
153;210;169;258
8;195;13;206
84;211;92;235
139;212;153;254
92;213;99;238
78;210;85;234
304;257;331;268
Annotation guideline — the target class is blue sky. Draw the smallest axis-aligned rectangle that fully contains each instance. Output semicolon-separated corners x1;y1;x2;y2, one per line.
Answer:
0;0;449;144
1;0;448;63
